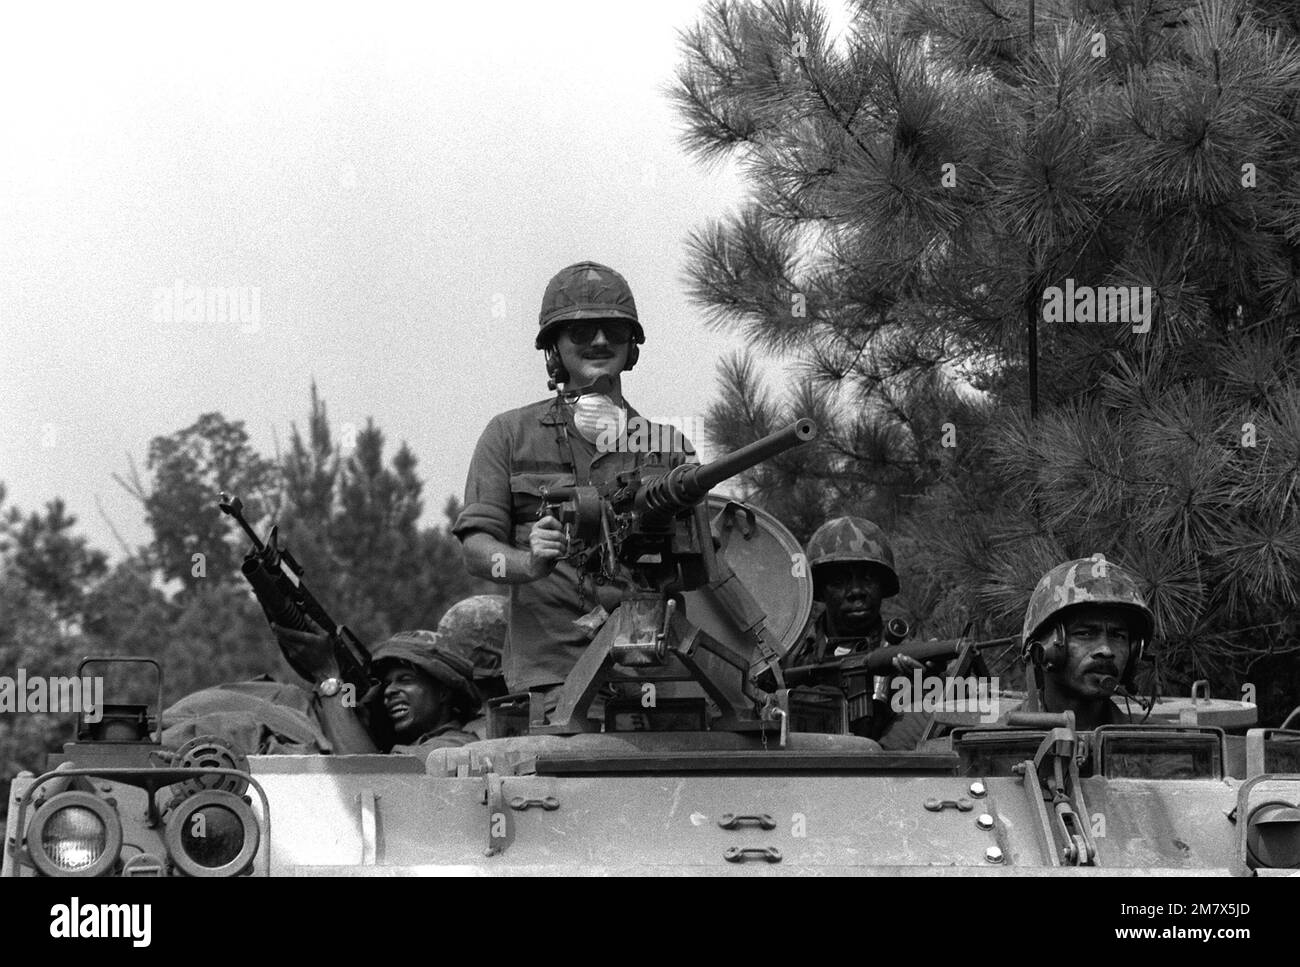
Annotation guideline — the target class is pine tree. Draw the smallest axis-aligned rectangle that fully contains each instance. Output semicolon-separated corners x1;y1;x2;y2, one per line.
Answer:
674;0;1300;716
276;385;491;643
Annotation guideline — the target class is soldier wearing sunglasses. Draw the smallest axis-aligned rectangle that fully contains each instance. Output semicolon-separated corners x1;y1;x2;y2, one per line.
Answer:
453;262;694;708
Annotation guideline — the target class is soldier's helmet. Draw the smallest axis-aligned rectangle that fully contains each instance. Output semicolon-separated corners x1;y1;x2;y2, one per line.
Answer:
370;630;481;710
805;516;899;598
536;262;645;360
436;595;507;682
1021;555;1155;676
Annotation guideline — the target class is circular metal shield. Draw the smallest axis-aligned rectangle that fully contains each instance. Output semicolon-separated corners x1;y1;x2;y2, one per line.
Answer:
682;496;813;661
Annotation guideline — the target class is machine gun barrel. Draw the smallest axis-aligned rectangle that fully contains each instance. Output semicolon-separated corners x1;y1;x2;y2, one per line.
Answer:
637;419;817;519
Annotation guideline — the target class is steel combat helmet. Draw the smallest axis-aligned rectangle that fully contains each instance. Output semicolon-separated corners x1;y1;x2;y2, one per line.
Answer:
537;262;644;385
805;516;900;598
370;630;481;708
1021;554;1154;683
436;595;507;682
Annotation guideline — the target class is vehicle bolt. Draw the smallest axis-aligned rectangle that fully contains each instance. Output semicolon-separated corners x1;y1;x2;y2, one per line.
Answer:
969;781;987;797
977;813;994;830
985;846;1004;864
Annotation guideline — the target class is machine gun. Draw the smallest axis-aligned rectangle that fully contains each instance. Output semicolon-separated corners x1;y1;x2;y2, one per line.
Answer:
218;493;373;697
506;420;818;735
540;419;817;592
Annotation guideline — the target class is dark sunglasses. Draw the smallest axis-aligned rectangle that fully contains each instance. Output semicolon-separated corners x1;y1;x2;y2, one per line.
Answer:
562;320;634;345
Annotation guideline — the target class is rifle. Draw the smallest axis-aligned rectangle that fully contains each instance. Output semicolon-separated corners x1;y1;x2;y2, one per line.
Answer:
218;493;373;696
783;634;1017;689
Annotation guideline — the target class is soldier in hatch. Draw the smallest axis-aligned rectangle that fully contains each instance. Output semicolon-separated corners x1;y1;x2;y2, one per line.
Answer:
276;624;483;754
436;594;508;701
782;516;942;745
1016;554;1155;730
453;262;693;706
784;516;927;672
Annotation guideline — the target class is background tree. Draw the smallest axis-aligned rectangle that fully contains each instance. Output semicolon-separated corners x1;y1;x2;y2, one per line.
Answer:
674;0;1300;718
115;413;278;592
0;487;108;622
2;383;492;828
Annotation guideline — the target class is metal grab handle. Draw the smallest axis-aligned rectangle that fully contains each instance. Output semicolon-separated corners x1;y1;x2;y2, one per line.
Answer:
924;798;974;812
509;796;559;811
718;813;777;830
723;846;782;864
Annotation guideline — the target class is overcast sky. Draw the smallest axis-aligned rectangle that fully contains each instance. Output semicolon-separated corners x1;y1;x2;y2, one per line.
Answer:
0;1;856;559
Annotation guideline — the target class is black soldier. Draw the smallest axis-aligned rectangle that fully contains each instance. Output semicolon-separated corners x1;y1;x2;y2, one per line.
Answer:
276;624;483;754
1015;554;1154;730
783;515;942;744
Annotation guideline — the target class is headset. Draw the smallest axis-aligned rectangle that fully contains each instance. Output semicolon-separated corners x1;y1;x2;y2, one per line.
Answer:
1024;607;1149;694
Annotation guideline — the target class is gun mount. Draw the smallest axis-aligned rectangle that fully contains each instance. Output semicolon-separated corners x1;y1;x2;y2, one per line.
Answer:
513;419;818;735
540;419;816;593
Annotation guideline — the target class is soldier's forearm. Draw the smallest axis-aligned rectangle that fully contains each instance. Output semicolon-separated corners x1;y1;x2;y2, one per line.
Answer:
461;532;549;584
315;695;380;754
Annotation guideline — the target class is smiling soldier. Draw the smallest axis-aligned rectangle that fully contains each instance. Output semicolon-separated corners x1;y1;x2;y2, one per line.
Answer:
275;624;483;754
454;261;693;708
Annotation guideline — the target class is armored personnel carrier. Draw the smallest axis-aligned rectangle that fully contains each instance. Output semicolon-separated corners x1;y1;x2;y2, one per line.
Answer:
5;421;1298;876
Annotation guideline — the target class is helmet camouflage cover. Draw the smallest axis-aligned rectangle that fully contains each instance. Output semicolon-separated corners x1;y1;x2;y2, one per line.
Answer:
436;595;507;680
370;630;480;703
1021;554;1155;649
805;516;899;597
536;261;645;349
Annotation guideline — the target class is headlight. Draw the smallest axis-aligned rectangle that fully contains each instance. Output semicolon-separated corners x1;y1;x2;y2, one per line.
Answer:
1246;801;1300;869
28;792;123;877
164;790;259;877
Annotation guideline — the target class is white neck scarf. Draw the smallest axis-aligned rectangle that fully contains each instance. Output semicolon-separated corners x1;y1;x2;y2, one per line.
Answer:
571;393;625;445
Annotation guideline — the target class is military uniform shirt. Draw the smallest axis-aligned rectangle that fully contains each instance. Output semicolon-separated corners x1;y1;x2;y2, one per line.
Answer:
390;721;480;756
454;396;693;691
782;607;938;750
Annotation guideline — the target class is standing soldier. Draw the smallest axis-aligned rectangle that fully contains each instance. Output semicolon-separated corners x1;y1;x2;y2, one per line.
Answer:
453;262;693;708
1018;554;1154;729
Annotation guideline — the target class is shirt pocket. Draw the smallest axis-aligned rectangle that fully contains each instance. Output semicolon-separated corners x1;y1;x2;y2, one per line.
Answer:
508;471;576;541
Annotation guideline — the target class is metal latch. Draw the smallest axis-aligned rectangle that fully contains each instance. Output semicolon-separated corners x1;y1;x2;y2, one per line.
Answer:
723;846;782;864
483;773;512;857
1013;714;1099;867
510;795;559;811
924;798;974;812
718;813;776;830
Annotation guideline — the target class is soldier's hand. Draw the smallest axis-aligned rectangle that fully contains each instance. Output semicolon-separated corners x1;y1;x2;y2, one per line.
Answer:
891;653;927;674
527;515;567;578
271;617;339;683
